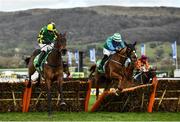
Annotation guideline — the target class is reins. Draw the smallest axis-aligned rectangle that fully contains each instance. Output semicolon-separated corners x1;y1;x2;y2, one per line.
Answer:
45;47;63;68
109;47;137;66
109;48;129;66
44;34;66;68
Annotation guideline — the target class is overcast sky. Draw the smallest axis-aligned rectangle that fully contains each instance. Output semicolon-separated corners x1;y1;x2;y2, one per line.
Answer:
0;0;180;12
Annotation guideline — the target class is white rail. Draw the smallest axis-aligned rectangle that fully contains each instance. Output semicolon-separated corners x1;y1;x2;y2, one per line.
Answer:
157;78;180;80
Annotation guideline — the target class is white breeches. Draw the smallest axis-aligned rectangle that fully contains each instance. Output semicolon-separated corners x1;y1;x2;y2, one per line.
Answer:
103;48;131;68
39;43;54;52
103;48;116;56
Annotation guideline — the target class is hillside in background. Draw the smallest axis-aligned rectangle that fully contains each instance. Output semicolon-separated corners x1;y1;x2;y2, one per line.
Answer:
0;6;180;68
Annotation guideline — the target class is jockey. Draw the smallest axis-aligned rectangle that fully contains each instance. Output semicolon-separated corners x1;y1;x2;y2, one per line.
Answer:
98;33;126;73
135;55;150;72
36;22;58;67
134;55;150;82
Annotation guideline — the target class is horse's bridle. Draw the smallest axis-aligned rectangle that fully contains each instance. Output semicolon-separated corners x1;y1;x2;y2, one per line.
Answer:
110;47;137;66
53;36;67;54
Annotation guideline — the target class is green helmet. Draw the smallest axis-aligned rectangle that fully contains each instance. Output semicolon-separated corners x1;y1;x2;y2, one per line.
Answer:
112;33;122;42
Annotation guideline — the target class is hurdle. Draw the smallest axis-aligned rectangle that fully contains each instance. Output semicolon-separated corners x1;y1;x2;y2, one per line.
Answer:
0;79;91;112
90;77;158;112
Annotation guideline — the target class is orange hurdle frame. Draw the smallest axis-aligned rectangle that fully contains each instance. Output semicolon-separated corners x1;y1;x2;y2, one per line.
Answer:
22;80;32;112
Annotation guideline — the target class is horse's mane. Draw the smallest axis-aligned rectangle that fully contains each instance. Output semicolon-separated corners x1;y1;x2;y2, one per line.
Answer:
116;47;127;55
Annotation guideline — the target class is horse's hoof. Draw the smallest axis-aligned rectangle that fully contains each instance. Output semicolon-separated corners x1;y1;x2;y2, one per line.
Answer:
115;92;119;96
60;102;66;106
114;89;120;96
60;102;66;111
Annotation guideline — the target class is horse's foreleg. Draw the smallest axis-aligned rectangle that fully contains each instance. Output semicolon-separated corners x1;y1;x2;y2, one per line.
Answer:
57;77;66;106
104;78;114;91
111;72;123;91
95;77;100;100
35;73;41;87
46;80;52;116
118;77;123;91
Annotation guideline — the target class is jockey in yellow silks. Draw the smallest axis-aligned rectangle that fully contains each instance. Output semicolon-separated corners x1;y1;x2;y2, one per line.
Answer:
36;22;58;67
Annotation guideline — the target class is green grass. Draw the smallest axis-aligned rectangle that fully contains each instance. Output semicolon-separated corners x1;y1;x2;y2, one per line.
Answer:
89;95;96;111
0;95;180;121
0;112;180;121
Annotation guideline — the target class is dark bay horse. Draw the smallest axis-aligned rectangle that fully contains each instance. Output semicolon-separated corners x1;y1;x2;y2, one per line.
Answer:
89;42;137;99
25;33;67;115
133;68;157;84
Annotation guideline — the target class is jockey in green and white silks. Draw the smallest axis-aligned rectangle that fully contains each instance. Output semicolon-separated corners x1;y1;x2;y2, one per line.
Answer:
103;33;125;55
98;33;128;73
36;22;58;67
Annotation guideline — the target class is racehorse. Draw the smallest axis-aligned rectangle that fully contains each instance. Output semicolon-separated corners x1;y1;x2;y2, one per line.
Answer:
25;32;67;116
89;42;137;99
133;68;157;84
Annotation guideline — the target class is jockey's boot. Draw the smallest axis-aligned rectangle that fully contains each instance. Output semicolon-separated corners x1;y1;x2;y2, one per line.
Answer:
36;51;46;67
98;55;109;73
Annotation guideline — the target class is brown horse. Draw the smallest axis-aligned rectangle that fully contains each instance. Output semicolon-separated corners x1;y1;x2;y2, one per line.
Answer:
133;67;157;84
25;32;67;115
89;42;137;99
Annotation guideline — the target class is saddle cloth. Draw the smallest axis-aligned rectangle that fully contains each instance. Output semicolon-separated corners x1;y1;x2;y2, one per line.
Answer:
33;51;50;72
97;59;109;73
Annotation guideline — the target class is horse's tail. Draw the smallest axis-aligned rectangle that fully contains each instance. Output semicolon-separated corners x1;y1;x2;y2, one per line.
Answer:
24;49;40;66
24;56;31;66
88;64;97;78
